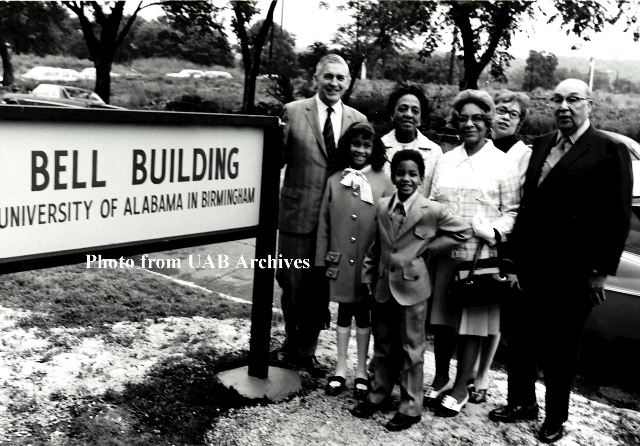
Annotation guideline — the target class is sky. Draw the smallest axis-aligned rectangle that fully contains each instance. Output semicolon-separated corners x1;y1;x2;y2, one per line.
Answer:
136;0;640;63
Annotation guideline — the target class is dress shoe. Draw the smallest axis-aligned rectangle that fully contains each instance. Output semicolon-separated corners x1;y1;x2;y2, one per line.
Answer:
538;421;564;443
469;388;488;404
325;376;346;396
436;392;469;417
489;403;539;423
299;355;326;378
423;379;454;407
350;399;383;419
353;377;371;400
385;412;421;431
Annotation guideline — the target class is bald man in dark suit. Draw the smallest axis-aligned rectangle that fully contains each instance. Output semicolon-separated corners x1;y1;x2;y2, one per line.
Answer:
489;79;633;443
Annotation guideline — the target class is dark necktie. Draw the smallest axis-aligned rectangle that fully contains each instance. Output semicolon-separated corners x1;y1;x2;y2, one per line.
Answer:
323;106;336;161
391;202;406;238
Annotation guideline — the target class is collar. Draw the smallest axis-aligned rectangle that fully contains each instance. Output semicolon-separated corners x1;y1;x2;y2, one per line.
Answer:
492;135;520;153
451;139;498;162
558;118;590;145
389;189;420;215
315;94;342;113
381;129;439;151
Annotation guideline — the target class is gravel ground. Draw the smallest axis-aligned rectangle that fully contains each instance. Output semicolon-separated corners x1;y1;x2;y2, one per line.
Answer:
206;312;640;446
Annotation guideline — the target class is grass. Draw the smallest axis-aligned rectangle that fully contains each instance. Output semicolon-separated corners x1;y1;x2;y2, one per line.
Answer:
0;261;271;445
0;263;251;336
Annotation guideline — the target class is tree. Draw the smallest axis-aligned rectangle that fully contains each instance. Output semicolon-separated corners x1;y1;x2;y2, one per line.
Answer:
62;1;158;102
252;20;296;77
0;1;73;86
332;0;438;83
297;41;330;79
333;0;640;91
160;1;233;67
230;0;278;113
522;50;558;91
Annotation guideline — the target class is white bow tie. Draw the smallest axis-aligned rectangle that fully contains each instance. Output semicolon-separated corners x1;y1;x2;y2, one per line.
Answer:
340;166;373;204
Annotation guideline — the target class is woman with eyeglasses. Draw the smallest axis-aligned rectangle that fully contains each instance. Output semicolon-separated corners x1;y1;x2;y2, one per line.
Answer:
426;90;521;417
461;90;533;405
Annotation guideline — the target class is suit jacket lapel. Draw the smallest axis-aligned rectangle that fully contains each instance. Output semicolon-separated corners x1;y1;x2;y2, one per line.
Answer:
341;104;356;134
528;133;555;186
540;125;595;188
396;195;427;240
304;98;327;157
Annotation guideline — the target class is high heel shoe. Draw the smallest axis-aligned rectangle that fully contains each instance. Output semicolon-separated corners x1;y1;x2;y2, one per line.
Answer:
423;380;453;408
436;392;469;417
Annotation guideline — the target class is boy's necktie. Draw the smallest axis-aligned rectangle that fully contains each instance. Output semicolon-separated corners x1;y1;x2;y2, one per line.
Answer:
391;202;406;238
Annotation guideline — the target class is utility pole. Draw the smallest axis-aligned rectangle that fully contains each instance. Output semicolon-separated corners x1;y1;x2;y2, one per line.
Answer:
588;57;595;91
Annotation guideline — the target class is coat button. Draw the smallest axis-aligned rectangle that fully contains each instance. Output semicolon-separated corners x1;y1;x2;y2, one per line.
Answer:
414;275;419;279
353;192;358;197
351;214;357;220
349;260;355;265
390;267;396;272
350;237;356;243
392;248;398;253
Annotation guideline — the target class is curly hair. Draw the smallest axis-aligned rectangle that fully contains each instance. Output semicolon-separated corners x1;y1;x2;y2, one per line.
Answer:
450;89;495;130
386;85;429;116
332;122;386;173
390;149;425;179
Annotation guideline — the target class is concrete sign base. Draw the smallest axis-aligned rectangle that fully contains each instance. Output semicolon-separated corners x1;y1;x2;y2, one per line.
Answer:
217;366;301;402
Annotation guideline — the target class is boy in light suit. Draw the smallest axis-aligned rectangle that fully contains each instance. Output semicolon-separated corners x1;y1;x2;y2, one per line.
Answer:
351;149;472;431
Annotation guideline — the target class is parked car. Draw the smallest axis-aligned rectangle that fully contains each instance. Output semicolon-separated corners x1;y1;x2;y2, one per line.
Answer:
21;67;80;82
1;84;126;109
602;130;640;201
79;68;121;80
166;69;205;79
204;70;233;79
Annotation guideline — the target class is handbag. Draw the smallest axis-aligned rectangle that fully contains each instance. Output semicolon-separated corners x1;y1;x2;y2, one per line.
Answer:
447;237;520;308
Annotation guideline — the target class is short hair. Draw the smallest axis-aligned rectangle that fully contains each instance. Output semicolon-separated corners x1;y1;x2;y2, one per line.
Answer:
450;89;495;129
493;90;530;121
315;54;351;78
386;85;429;116
390;149;425;179
333;122;386;173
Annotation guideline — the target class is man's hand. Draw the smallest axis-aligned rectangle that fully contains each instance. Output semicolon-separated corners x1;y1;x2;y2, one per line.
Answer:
587;273;607;306
472;214;496;244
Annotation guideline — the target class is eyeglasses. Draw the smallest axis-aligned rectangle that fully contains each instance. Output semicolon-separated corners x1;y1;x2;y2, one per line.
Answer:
455;114;485;125
495;106;521;120
548;96;589;106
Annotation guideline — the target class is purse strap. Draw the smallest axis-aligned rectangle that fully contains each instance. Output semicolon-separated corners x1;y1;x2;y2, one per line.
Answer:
467;231;507;280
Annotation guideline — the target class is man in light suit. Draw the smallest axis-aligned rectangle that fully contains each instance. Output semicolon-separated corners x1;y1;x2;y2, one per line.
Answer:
489;79;633;443
276;54;367;377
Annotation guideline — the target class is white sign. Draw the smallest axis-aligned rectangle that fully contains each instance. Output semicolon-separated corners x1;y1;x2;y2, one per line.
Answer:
0;119;264;261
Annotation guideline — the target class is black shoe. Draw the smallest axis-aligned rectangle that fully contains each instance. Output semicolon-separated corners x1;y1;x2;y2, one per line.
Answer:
353;377;371;400
351;400;382;419
538;421;564;443
385;412;421;431
489;403;539;423
299;355;326;378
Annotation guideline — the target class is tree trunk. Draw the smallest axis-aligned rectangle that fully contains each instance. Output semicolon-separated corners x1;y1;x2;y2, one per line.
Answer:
94;59;113;103
0;39;14;87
